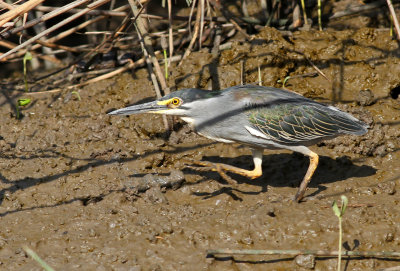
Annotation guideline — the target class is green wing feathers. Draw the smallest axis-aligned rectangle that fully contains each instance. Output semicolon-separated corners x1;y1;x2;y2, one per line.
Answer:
247;103;366;144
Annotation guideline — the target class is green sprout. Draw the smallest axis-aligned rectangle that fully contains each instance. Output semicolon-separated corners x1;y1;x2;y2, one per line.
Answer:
390;15;394;37
16;98;31;119
71;91;81;101
23;246;55;271
332;195;348;271
161;35;168;80
277;76;291;88
23;51;33;92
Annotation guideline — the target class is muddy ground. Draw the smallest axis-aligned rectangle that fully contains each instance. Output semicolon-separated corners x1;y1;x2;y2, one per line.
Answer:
1;26;400;270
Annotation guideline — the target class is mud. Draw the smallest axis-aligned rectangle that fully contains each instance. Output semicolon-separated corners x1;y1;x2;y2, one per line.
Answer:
1;27;400;270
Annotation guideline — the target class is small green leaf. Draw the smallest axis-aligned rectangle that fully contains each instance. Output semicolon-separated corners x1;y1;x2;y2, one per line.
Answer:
71;91;81;101
340;195;348;216
23;246;55;271
332;200;341;218
283;76;291;87
18;98;31;107
23;51;33;92
24;51;33;62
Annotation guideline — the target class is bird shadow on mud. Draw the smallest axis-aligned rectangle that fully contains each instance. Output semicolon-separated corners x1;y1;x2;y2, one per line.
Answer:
188;153;376;201
0;141;215;217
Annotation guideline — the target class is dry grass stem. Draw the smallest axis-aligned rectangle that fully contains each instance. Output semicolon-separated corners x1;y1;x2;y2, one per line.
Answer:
304;55;331;83
179;0;202;64
386;0;400;40
168;0;173;66
0;0;45;27
199;0;205;49
129;0;169;94
0;0;111;61
129;0;169;130
1;0;91;39
0;39;62;65
207;249;400;257
329;2;385;19
34;4;129;17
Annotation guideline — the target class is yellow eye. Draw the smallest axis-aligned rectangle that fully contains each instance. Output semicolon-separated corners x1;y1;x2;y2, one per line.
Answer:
171;98;181;105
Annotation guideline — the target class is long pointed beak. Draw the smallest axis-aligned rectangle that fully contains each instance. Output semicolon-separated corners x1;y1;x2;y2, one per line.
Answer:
108;101;167;115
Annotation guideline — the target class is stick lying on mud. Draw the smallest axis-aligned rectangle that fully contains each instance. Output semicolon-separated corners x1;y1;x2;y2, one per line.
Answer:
206;249;400;258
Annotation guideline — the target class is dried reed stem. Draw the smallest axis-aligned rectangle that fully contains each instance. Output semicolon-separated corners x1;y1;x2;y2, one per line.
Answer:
0;39;62;65
386;0;400;40
228;17;250;40
207;249;400;257
0;0;45;27
199;0;205;49
300;0;308;25
0;0;111;61
1;0;91;39
304;55;331;82
129;0;169;94
128;0;169;130
317;0;322;30
167;0;173;66
179;0;202;64
34;4;128;17
329;2;383;19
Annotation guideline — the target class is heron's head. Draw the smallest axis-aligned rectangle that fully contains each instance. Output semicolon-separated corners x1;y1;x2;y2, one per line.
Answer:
108;88;221;120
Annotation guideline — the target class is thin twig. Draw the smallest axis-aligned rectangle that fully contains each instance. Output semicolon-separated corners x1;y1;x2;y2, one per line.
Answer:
140;13;227;22
29;53;185;95
199;0;205;49
128;0;169;94
0;39;62;65
228;18;250;40
28;36;81;53
4;4;127;62
188;0;197;38
0;0;111;61
0;0;45;27
329;1;385;19
318;0;322;31
209;0;250;40
207;249;400;257
1;0;91;39
46;4;127;44
69;61;136;89
128;0;169;130
179;0;201;65
386;0;400;40
34;4;128;17
0;1;15;10
167;0;173;66
303;55;331;83
300;0;308;25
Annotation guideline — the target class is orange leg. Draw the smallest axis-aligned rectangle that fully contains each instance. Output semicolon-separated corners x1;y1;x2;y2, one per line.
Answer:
187;149;263;183
294;151;319;202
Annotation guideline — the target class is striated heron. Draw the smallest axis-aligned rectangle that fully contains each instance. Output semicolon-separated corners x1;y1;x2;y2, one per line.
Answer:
108;85;368;202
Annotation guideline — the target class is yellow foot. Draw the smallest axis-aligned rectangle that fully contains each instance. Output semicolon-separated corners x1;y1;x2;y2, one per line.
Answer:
185;160;262;184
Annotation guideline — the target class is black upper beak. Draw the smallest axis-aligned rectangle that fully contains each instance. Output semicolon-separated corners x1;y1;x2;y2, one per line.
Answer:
108;101;167;115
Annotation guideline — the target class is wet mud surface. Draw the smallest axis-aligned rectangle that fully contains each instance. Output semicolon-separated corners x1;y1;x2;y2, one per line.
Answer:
1;27;400;270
